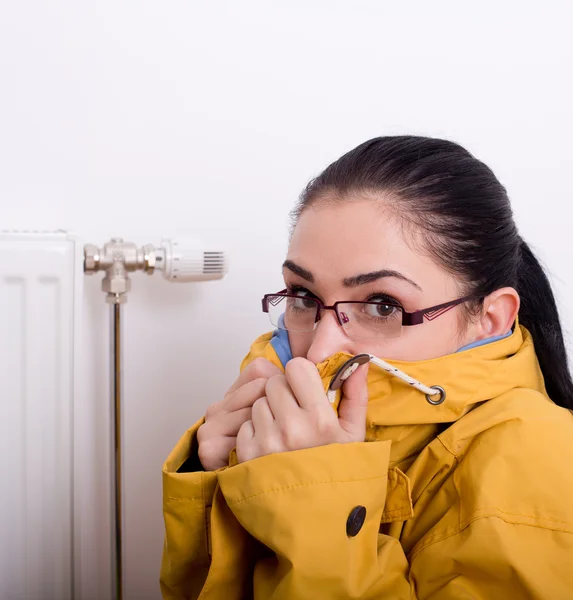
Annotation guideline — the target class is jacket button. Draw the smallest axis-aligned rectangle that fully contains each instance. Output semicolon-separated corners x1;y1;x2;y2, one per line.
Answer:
346;506;366;537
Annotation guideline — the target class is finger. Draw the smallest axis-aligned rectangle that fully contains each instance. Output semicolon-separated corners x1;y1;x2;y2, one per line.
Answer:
251;396;275;433
197;436;236;471
264;374;301;421
236;420;256;463
226;358;283;396
284;357;330;411
338;362;369;439
223;377;268;413
213;406;253;437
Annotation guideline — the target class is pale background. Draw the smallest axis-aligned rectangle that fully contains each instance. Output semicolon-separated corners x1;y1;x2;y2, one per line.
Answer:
1;1;572;598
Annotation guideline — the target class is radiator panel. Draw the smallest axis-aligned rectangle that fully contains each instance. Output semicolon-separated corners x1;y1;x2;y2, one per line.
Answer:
0;232;76;600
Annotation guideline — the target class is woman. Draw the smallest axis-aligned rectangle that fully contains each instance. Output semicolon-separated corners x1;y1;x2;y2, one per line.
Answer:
160;137;573;599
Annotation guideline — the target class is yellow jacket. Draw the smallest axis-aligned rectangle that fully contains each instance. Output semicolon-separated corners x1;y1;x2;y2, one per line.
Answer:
160;326;573;599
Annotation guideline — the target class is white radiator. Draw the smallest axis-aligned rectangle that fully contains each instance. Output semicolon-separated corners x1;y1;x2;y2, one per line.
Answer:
0;231;83;600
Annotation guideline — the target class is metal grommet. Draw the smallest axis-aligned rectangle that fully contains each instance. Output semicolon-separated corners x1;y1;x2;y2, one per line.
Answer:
425;385;446;405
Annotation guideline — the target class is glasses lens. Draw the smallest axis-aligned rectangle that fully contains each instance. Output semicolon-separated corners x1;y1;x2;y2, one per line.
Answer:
337;302;403;339
266;295;318;332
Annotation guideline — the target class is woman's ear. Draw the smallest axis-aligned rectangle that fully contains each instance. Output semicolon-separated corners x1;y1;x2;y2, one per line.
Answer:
478;287;520;338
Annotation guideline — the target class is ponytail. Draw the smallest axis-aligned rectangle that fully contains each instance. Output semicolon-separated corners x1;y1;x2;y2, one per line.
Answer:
517;240;573;410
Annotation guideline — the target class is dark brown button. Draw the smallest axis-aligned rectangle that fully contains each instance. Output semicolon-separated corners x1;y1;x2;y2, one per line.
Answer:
346;506;366;537
329;354;371;391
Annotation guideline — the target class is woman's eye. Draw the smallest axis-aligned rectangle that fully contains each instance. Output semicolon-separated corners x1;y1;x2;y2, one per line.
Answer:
361;294;402;320
287;287;318;310
364;302;398;319
295;297;317;309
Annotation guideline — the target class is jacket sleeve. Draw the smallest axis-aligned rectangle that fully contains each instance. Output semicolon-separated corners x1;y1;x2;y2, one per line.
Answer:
162;427;573;599
216;440;413;599
160;418;218;600
216;439;573;600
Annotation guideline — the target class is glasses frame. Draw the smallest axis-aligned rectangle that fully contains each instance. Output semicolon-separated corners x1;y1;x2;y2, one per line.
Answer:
261;289;479;331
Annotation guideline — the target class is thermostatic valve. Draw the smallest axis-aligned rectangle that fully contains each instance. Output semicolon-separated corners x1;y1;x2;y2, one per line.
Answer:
84;237;229;303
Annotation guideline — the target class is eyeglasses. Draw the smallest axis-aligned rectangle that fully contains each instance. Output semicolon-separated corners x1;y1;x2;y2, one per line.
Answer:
261;289;478;340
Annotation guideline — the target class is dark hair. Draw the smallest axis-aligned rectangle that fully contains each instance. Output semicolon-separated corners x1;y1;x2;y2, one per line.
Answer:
293;136;573;410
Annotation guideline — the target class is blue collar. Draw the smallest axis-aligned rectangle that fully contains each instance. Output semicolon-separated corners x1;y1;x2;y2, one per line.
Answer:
456;331;512;353
270;328;512;369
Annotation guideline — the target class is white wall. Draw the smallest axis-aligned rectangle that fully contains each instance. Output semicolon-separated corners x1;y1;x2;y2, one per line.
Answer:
1;1;572;598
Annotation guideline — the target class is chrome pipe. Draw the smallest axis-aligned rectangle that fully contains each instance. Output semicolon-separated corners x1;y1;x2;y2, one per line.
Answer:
110;301;123;600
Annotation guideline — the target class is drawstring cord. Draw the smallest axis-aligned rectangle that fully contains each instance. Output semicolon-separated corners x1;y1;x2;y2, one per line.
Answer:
326;353;446;406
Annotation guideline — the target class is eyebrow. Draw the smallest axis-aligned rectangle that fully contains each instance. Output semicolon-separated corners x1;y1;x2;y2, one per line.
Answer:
283;260;314;282
282;260;422;291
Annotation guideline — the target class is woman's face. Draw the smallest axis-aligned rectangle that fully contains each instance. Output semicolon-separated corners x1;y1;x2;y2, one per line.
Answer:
284;197;482;364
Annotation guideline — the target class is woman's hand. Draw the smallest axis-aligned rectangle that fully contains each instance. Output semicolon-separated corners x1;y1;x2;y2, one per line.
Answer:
236;357;369;464
197;358;282;471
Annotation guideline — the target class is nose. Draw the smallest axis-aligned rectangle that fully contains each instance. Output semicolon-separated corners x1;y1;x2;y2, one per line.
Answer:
306;309;353;365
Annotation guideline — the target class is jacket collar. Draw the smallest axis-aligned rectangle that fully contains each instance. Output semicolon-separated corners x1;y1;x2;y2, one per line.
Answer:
243;326;547;466
314;325;546;427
